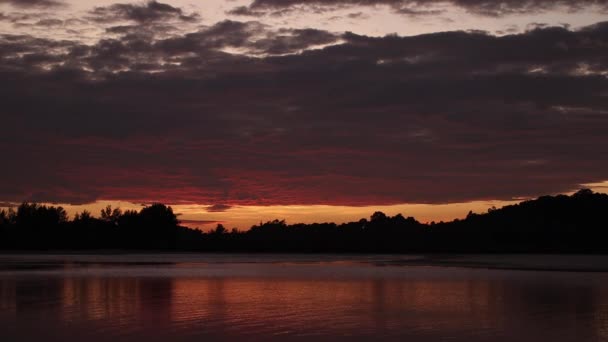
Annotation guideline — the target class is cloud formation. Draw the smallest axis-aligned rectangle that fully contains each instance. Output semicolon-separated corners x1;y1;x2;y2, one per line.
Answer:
0;0;64;8
0;16;607;206
206;204;234;212
241;0;608;16
89;1;199;23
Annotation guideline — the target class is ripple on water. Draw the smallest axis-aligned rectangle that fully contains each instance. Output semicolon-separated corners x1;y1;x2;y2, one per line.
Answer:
1;255;608;341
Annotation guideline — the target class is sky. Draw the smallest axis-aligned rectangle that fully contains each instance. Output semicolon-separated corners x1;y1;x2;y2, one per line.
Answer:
1;0;607;230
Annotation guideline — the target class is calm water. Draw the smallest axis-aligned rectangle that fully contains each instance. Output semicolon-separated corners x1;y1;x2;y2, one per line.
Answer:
1;254;607;341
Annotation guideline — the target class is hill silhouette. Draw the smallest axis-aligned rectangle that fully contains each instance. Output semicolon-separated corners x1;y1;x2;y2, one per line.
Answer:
1;189;607;253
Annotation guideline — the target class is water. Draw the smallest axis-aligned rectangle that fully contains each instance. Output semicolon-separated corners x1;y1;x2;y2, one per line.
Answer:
1;254;607;341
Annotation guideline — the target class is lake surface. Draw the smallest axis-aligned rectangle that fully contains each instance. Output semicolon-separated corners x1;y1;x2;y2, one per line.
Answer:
1;254;607;341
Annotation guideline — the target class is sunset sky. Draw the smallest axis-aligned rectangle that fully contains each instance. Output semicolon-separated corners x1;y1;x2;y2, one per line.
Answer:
1;0;607;229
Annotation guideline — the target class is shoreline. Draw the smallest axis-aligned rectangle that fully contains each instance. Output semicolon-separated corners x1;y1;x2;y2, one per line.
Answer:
1;253;608;273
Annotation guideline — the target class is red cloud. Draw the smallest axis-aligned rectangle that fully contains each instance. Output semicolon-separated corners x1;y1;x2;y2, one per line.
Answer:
1;23;608;206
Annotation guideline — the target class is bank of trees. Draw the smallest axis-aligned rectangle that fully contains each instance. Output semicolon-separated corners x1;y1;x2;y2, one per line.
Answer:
1;189;607;253
0;203;202;250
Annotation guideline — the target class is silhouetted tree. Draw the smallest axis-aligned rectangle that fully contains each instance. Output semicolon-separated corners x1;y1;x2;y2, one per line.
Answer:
74;210;93;222
370;211;388;223
212;224;227;235
1;189;608;253
139;204;178;227
134;204;180;249
100;205;122;226
15;203;68;228
574;188;594;197
0;209;7;226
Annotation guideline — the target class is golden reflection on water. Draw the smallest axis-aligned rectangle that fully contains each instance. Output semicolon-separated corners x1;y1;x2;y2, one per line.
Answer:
1;270;608;341
167;278;513;338
61;278;141;322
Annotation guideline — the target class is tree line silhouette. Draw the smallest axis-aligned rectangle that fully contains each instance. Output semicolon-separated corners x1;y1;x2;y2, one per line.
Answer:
1;189;607;253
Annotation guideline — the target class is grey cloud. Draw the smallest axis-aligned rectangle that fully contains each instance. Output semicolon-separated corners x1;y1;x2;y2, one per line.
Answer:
206;204;234;212
245;0;608;17
226;5;266;17
89;0;200;24
35;18;62;26
0;22;607;205
347;12;367;18
247;28;340;54
0;12;39;23
152;20;339;56
0;0;65;8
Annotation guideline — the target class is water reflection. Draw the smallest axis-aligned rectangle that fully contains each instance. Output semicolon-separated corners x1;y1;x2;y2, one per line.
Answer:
1;266;608;341
61;278;141;322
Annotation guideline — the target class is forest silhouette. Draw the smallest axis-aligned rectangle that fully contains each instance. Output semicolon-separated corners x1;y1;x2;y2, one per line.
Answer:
1;189;607;253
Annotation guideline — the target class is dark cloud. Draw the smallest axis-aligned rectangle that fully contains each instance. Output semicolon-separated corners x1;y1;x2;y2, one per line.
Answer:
148;20;340;56
178;219;225;230
35;18;62;26
226;4;321;17
0;22;607;206
179;219;224;225
105;24;178;40
347;12;367;18
392;6;443;16
226;5;266;17
0;12;40;23
248;28;340;54
89;1;200;24
0;0;64;8
206;204;234;212
245;0;608;17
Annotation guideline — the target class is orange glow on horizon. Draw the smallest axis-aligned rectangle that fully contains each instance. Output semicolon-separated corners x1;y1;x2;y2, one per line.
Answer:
0;199;521;230
2;182;606;231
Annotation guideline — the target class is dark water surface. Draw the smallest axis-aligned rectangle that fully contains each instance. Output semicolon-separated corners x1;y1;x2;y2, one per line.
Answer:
1;254;607;341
